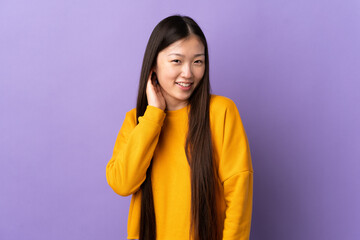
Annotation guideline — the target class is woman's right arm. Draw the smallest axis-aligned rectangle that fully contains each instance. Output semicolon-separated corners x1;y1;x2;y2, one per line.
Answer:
106;105;166;196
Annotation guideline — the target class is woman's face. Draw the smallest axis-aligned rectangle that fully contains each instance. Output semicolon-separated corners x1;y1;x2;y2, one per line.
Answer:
154;34;205;111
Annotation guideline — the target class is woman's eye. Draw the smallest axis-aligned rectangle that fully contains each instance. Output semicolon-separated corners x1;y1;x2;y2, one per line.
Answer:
194;60;203;64
171;59;181;63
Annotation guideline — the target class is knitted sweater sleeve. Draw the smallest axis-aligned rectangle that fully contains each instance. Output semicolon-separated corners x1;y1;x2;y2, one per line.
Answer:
106;105;166;196
219;100;254;240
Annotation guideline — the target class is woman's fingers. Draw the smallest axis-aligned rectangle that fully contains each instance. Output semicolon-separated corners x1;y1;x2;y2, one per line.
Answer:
146;74;166;110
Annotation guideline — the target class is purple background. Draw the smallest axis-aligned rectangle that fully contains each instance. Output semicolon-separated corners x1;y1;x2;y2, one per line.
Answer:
1;0;359;239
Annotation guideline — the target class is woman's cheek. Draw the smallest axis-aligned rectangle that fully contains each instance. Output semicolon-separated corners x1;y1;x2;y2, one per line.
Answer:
164;71;178;82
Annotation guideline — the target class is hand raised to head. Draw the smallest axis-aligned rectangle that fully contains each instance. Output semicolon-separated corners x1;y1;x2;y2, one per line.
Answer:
146;71;166;111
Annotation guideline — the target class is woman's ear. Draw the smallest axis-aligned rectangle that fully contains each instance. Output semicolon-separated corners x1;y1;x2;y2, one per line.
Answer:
151;67;158;78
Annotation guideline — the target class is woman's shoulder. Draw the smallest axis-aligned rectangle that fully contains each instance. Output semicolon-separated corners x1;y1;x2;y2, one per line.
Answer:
122;108;137;119
127;108;137;116
120;108;137;126
210;94;238;112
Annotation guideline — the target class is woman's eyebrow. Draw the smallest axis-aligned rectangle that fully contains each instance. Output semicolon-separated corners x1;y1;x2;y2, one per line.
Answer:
167;53;205;57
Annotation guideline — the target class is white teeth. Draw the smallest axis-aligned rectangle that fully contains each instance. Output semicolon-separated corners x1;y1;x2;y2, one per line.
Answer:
177;82;192;87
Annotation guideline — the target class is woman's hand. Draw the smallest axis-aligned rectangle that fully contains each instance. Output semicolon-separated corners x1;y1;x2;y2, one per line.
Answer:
146;71;166;111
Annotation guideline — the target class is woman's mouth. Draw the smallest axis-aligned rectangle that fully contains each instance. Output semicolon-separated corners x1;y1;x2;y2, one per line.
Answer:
176;82;192;87
176;82;193;90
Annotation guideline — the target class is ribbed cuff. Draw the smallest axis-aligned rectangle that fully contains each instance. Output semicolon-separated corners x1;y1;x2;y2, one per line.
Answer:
140;105;166;125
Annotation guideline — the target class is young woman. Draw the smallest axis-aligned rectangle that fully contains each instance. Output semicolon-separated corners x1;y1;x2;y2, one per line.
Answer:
106;15;253;240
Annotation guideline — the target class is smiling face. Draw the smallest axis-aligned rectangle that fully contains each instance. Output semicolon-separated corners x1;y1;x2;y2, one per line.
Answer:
154;34;206;111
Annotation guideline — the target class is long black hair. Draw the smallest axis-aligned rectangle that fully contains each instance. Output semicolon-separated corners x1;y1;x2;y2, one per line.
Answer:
136;15;221;240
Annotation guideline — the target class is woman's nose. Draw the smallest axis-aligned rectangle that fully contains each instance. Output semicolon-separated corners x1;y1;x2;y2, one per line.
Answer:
181;64;193;79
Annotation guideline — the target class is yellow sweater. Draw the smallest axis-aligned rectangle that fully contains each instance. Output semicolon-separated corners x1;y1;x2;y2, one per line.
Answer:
106;95;253;240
